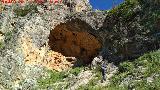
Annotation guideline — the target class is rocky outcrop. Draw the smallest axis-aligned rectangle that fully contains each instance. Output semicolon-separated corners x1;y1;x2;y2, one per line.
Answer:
0;0;106;89
49;19;102;64
99;0;160;63
0;0;159;89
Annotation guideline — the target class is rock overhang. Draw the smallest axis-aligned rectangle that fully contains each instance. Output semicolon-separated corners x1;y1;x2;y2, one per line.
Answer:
48;18;103;64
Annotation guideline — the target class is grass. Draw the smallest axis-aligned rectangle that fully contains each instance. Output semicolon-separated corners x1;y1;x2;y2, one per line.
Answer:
36;49;160;90
106;50;160;90
37;70;68;89
78;65;102;90
37;67;84;89
78;50;160;90
70;67;84;76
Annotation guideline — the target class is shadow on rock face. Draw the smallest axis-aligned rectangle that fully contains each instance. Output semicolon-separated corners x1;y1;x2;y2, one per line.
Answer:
0;31;4;35
99;4;160;64
48;19;102;64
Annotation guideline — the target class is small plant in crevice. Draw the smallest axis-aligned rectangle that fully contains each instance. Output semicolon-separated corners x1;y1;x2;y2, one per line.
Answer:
5;31;13;41
13;4;38;17
0;42;3;49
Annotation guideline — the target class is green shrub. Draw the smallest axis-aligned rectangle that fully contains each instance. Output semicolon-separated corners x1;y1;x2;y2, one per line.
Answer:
37;67;84;89
70;67;84;76
108;50;160;90
5;32;12;41
13;4;38;17
0;42;3;48
37;70;68;89
119;61;134;72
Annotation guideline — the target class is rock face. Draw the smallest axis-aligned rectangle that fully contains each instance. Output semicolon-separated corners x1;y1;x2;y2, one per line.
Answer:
49;19;102;64
99;0;160;63
44;51;75;72
20;35;72;72
0;0;160;89
0;0;106;89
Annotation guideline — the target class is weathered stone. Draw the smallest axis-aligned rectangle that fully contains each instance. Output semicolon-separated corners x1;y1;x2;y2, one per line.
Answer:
49;19;102;64
0;0;159;89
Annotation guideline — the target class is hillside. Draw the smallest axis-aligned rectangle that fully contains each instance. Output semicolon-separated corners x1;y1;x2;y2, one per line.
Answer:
0;0;159;89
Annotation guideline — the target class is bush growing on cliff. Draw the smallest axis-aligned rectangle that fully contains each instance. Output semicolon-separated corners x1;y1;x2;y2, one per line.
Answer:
78;50;160;90
37;70;68;89
0;42;3;48
107;50;160;90
70;67;84;76
101;0;160;62
13;4;38;17
37;67;84;89
5;32;12;41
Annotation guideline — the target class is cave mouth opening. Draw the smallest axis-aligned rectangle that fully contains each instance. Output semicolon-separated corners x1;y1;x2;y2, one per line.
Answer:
48;19;102;64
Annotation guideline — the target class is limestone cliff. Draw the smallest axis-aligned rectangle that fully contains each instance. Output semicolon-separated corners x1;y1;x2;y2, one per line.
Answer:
0;0;159;89
0;0;106;89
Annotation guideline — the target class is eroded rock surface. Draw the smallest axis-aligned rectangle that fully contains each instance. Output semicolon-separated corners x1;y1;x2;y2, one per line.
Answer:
0;0;159;89
0;0;106;89
49;19;102;64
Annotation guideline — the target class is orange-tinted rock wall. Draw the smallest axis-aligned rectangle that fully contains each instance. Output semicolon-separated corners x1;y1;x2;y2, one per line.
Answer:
49;20;102;64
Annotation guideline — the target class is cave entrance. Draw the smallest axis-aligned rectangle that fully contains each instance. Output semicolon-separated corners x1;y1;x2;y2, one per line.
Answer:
48;19;102;64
